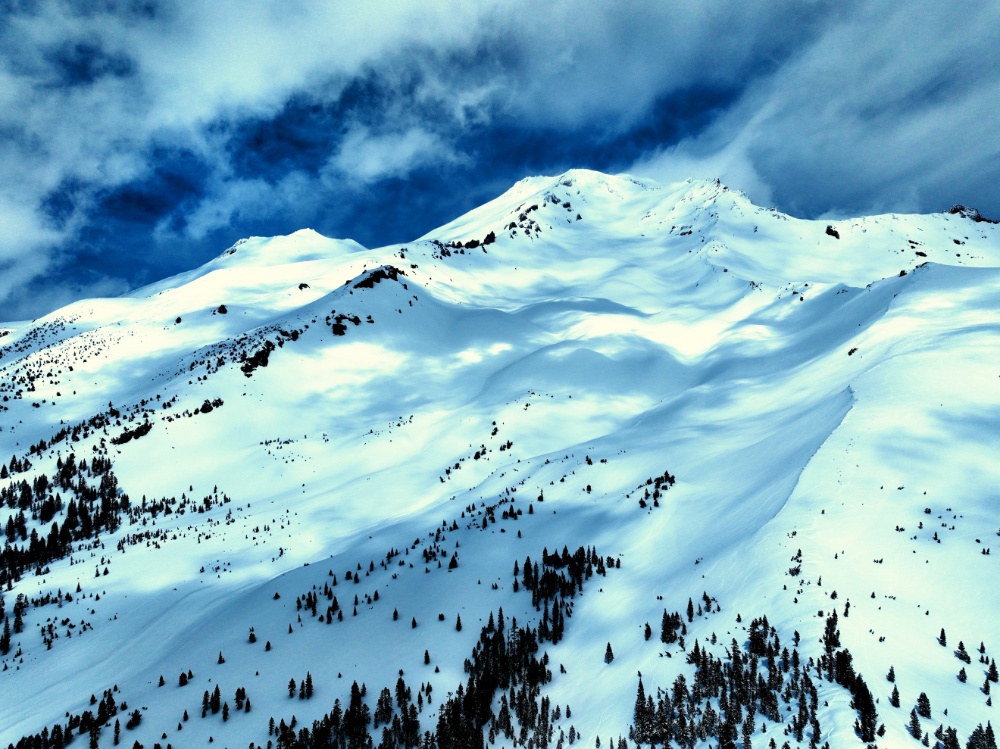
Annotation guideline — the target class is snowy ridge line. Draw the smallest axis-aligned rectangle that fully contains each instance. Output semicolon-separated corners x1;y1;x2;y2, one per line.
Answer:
0;169;999;748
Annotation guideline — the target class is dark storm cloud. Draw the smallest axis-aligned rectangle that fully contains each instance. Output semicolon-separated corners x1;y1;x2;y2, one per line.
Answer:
0;0;996;320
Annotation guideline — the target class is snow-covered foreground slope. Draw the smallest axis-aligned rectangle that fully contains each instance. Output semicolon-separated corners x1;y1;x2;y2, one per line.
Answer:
1;170;999;749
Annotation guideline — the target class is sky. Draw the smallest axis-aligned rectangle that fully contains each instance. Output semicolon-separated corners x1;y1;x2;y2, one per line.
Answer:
1;0;999;321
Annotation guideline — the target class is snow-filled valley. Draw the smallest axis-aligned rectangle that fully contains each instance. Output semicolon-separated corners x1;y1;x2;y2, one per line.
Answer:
0;169;998;749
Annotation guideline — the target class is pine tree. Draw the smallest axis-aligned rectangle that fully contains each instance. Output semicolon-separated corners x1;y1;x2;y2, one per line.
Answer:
222;702;229;722
305;672;314;699
887;665;896;682
604;642;614;664
0;617;10;655
967;722;997;749
632;679;648;743
288;678;296;698
958;642;972;663
743;718;754;749
989;659;999;683
939;628;947;646
456;614;462;632
890;686;900;708
917;692;931;718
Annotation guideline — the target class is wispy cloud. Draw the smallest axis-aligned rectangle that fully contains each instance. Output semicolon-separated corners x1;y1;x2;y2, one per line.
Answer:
326;127;465;185
632;1;1000;215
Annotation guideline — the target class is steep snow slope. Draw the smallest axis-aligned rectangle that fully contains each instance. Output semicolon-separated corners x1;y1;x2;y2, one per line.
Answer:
0;170;998;749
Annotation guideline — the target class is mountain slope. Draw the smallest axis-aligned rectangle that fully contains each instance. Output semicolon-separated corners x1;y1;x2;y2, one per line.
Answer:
1;170;999;749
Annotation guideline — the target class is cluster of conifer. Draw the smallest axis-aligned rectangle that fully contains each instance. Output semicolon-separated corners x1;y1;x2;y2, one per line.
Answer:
265;546;609;749
0;451;125;586
629;610;881;748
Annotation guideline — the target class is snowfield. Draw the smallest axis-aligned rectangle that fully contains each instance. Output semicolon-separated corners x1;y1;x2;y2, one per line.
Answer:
0;170;998;749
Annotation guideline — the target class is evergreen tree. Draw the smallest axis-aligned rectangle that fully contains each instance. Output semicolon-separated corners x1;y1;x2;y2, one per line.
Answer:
852;675;877;742
958;642;972;663
967;722;998;749
917;692;931;718
632;679;650;743
0;616;10;655
944;727;960;749
604;642;614;664
456;614;462;632
909;709;922;738
891;685;901;708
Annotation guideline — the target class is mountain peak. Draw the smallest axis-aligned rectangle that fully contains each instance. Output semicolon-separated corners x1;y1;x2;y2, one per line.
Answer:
1;169;999;749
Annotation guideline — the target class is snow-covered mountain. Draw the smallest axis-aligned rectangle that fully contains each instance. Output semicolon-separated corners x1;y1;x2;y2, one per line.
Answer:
1;169;999;749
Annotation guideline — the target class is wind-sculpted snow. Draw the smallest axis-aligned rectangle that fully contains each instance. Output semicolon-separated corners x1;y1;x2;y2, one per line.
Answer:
1;170;999;748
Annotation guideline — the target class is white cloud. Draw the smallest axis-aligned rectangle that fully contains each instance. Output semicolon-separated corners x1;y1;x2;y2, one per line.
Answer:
154;170;322;242
325;127;464;185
